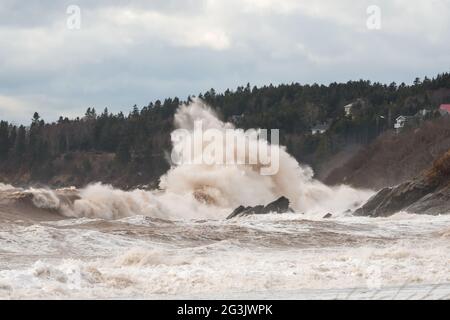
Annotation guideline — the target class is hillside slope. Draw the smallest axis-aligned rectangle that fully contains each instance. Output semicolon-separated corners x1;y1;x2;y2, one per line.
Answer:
325;117;450;190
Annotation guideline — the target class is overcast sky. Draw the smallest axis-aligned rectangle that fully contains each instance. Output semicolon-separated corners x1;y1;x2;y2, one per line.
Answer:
1;0;449;124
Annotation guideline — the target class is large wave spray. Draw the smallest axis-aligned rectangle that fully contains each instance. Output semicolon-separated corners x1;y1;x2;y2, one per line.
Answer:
2;100;373;220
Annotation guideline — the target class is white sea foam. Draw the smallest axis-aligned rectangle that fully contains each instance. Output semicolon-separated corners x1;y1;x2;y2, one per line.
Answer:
0;232;449;299
0;183;14;191
0;213;449;299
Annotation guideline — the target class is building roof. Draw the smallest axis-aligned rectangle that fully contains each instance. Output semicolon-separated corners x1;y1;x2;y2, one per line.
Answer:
311;123;329;131
396;115;415;121
440;104;450;112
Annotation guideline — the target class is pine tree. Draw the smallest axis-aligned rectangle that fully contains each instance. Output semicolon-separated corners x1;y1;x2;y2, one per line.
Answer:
15;125;26;158
0;121;9;159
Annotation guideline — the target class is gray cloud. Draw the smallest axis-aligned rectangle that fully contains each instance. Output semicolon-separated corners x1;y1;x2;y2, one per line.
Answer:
0;0;449;124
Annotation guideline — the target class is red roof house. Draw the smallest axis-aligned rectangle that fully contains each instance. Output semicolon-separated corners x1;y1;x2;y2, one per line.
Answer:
440;104;450;115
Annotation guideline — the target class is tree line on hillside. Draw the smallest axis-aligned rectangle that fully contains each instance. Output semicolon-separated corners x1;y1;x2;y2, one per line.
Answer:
0;72;449;186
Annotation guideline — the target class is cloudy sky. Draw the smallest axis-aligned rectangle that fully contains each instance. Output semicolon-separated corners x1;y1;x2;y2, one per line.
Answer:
1;0;449;124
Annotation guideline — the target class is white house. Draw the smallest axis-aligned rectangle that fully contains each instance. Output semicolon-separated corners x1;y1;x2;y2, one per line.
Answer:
311;123;329;135
394;115;416;132
344;103;353;117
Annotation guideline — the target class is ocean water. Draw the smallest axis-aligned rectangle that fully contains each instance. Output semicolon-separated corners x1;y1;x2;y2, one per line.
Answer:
0;100;448;299
0;206;450;299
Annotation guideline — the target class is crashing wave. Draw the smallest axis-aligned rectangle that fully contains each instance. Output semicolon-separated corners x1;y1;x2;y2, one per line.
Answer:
0;99;372;220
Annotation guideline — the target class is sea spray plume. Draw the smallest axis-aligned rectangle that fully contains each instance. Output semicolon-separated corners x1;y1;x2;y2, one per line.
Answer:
172;102;280;175
160;98;373;214
162;98;304;208
174;100;232;131
1;100;373;220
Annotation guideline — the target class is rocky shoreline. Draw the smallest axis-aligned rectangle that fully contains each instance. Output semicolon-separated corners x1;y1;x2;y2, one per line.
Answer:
355;150;450;217
228;150;450;219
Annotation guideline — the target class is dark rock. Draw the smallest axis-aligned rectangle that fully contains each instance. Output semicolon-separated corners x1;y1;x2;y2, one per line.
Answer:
323;213;332;219
264;196;290;214
226;205;248;219
226;196;291;219
405;185;450;215
248;205;265;215
354;177;443;217
354;148;450;217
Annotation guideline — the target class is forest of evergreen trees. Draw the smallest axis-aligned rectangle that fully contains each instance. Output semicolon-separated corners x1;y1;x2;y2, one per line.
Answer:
0;72;449;187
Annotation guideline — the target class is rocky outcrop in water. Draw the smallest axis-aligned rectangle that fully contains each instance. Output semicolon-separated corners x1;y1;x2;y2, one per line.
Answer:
226;196;292;219
355;150;450;217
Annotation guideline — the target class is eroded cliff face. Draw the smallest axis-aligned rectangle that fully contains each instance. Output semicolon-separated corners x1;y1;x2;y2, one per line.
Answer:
355;150;450;217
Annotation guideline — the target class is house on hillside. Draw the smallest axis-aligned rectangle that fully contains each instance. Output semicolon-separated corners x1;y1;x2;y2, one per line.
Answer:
343;99;365;118
394;115;416;133
344;103;353;117
439;104;450;116
311;123;330;135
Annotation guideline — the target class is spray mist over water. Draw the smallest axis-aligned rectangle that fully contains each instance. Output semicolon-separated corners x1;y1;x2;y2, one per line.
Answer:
4;100;373;220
